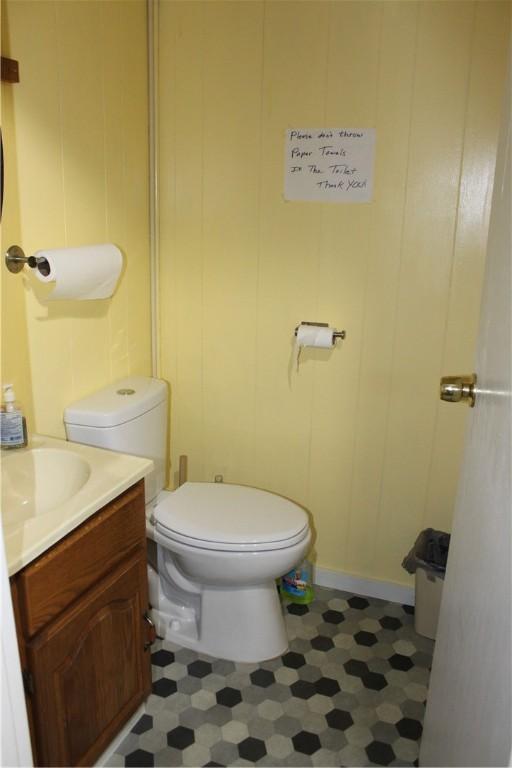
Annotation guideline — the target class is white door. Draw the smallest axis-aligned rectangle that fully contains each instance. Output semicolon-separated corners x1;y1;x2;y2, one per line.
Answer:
420;62;511;767
1;525;33;767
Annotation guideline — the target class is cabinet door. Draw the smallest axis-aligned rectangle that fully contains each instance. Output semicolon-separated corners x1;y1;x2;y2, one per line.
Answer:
27;553;151;767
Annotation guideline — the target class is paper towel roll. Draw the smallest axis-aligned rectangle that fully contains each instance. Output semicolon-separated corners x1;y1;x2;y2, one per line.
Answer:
294;323;335;371
33;244;123;300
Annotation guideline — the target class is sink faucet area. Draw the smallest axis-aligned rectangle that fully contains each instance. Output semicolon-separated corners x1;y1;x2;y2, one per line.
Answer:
1;434;153;576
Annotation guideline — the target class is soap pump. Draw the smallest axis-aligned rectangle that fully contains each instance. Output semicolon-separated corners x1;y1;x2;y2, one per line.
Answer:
0;384;28;448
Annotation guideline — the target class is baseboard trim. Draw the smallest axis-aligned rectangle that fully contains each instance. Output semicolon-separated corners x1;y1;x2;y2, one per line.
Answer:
313;566;415;606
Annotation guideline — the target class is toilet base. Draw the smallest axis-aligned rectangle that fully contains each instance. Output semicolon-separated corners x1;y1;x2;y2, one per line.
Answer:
149;565;289;662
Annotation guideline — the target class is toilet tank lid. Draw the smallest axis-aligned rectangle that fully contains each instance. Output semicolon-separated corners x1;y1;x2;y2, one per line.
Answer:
64;377;167;428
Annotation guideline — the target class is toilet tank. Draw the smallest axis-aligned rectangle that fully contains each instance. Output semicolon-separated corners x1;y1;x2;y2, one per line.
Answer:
64;377;168;505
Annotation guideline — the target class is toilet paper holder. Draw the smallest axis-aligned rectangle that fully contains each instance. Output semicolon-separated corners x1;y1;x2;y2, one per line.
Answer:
5;244;50;275
294;322;346;342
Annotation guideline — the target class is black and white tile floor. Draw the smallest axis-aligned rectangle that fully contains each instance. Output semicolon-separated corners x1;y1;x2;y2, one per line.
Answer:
106;586;433;767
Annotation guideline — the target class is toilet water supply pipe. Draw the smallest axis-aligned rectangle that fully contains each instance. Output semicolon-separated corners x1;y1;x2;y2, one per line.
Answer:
148;0;159;378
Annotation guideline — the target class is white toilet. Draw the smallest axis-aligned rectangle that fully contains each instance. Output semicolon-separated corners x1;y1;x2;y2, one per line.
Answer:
64;377;311;662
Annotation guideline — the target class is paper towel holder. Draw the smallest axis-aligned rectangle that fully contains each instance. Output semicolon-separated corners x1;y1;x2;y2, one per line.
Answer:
5;244;50;275
294;321;346;342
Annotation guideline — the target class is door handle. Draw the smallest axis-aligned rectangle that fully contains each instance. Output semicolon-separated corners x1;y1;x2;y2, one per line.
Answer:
143;611;156;650
440;374;477;407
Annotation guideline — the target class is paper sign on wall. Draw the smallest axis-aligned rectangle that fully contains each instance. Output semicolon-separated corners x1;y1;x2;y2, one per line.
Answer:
284;128;375;203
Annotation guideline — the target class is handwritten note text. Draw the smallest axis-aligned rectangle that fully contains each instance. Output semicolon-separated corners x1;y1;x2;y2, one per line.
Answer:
284;128;375;203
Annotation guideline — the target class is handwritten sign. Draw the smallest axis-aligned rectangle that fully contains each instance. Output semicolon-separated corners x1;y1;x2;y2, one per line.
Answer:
284;128;375;203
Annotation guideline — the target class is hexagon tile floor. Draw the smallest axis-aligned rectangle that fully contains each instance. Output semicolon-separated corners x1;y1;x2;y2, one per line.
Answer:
106;586;433;768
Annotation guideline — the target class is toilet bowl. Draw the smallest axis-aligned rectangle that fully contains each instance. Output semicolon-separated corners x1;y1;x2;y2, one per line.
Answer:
147;481;311;662
64;377;312;663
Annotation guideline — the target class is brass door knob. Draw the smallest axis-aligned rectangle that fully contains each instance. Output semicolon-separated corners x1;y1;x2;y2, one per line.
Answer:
440;374;477;407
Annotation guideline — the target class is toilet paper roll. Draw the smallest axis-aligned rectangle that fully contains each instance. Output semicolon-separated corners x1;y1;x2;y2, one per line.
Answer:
294;323;335;371
33;244;123;300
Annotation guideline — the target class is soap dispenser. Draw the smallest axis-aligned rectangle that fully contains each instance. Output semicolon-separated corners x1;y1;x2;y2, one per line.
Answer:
0;384;28;448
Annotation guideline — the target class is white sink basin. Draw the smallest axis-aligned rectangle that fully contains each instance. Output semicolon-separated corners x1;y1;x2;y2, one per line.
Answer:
1;434;154;576
1;448;91;527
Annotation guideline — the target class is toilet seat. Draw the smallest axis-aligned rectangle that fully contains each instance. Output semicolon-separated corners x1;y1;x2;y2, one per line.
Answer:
155;524;310;552
154;481;309;552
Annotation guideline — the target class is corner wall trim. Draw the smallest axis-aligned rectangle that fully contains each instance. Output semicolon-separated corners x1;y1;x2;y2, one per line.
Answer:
147;0;160;378
313;566;415;606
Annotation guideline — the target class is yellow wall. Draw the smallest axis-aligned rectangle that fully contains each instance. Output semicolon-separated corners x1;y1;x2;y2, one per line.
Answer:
1;0;151;437
158;1;510;585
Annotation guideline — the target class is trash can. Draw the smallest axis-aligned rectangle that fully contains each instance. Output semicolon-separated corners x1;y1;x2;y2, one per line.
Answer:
402;528;450;640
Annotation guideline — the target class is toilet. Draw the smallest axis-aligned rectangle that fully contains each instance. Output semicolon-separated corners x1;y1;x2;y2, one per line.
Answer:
64;377;311;662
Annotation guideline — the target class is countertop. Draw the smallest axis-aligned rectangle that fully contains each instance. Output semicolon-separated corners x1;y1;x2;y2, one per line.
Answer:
2;434;154;576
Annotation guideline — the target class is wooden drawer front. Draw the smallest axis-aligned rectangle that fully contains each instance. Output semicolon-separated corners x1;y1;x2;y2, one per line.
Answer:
16;481;145;638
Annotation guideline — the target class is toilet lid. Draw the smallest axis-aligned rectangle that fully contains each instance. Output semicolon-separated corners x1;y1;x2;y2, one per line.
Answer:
154;482;309;550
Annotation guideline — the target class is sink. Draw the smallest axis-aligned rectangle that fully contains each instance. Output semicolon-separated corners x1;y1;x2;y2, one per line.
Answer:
1;434;154;576
1;447;91;527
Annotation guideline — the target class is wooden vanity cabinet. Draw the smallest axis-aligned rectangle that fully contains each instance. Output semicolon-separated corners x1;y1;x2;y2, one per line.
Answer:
10;480;153;767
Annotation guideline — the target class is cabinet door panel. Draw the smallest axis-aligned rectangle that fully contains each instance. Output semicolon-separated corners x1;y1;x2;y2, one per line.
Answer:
28;554;150;767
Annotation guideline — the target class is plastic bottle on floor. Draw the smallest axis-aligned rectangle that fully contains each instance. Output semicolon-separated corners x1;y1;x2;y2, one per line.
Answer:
281;560;314;604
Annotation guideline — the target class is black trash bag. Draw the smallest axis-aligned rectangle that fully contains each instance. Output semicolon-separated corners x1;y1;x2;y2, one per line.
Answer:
402;528;450;575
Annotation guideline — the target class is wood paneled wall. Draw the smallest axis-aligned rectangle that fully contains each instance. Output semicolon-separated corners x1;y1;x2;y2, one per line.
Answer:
1;0;151;437
158;0;509;585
